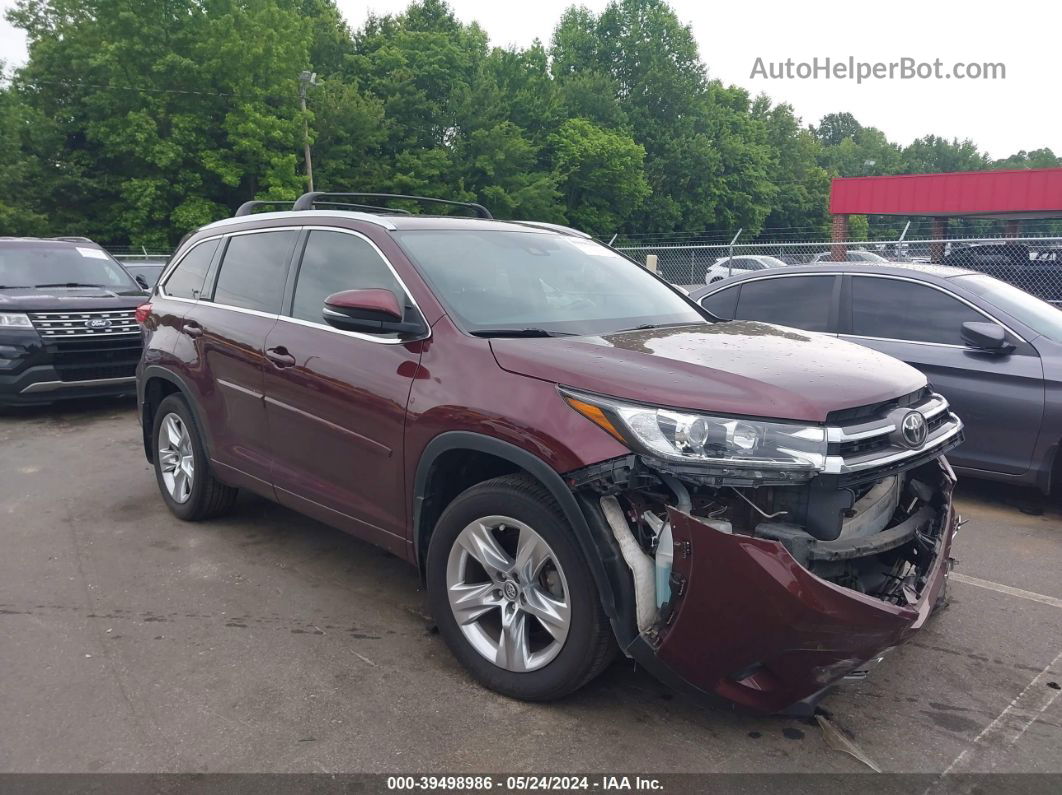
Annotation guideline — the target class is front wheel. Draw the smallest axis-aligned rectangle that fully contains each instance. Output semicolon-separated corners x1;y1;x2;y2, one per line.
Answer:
426;474;615;701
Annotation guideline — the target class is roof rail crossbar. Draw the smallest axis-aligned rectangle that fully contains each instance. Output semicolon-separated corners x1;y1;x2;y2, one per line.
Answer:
234;200;297;217
312;200;413;215
292;191;492;219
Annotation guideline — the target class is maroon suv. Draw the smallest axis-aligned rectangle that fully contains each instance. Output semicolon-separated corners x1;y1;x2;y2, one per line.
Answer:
136;192;964;714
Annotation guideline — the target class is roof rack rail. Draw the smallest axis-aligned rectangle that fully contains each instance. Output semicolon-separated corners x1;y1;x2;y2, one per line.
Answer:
234;200;297;217
292;191;492;219
313;200;413;215
49;236;96;243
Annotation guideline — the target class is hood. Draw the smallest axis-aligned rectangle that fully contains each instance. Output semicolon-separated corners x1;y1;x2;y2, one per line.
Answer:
0;286;146;311
489;322;927;423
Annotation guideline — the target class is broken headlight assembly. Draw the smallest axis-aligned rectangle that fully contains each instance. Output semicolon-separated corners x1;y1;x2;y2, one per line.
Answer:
561;388;827;473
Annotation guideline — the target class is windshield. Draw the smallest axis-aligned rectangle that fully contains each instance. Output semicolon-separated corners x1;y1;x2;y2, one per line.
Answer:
394;230;706;335
0;244;141;292
953;273;1062;342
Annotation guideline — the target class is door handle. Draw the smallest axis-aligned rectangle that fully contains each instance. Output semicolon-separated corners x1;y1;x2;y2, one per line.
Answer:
182;320;203;338
266;346;296;368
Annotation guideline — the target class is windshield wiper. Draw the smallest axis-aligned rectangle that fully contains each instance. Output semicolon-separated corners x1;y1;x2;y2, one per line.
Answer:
34;282;107;288
0;285;32;289
470;328;577;338
619;322;698;332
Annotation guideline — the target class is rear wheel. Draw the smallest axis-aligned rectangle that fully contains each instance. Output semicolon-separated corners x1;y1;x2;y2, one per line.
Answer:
426;474;615;701
152;393;237;521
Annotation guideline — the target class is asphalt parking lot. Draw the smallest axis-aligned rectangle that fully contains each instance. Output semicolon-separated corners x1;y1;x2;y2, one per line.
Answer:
1;398;1060;775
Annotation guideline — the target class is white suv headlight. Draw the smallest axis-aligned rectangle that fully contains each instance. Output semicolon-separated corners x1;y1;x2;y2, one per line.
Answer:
562;388;827;472
0;313;33;328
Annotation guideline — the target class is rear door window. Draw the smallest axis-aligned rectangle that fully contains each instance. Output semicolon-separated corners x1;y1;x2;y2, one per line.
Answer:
163;239;219;300
289;230;405;324
850;276;984;345
211;231;299;313
733;275;835;332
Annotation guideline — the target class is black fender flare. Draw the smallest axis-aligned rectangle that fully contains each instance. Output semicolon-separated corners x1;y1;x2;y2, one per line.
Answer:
412;431;627;626
138;366;213;463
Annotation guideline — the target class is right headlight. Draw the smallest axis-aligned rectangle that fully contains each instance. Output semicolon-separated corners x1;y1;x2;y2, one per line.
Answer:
0;313;33;329
561;388;827;472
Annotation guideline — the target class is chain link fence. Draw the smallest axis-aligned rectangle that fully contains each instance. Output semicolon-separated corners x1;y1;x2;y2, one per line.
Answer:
616;236;1062;304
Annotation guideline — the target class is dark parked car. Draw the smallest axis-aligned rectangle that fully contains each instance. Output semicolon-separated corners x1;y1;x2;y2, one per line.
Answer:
116;257;169;289
136;192;963;714
942;243;1062;302
692;262;1062;492
0;237;146;406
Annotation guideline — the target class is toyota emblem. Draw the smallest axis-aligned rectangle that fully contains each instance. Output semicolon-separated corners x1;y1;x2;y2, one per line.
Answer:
899;410;928;448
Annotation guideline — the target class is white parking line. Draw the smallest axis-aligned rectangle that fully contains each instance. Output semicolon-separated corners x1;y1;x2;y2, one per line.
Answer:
950;572;1062;610
938;648;1062;777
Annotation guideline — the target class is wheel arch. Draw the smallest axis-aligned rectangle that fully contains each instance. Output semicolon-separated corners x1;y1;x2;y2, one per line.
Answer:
139;367;210;464
412;432;621;623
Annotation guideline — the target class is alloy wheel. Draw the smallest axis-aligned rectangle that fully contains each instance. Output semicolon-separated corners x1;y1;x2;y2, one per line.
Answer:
158;412;194;504
445;515;572;673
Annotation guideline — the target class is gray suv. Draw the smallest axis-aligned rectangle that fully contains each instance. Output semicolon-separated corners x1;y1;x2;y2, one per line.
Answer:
691;262;1062;493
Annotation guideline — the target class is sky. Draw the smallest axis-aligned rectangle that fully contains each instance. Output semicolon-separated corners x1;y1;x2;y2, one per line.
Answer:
1;0;1059;159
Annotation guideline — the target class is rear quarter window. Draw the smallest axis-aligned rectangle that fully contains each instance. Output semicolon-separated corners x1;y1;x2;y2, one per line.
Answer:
700;286;738;319
163;239;219;300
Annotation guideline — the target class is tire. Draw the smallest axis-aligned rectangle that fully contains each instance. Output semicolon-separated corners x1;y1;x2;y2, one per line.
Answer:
426;473;615;701
152;393;238;521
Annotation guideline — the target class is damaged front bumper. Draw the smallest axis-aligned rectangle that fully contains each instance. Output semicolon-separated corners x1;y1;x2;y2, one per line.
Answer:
568;391;962;715
654;462;956;714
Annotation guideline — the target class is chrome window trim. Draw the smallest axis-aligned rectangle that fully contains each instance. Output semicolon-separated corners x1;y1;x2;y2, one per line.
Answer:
196;302;280;322
840;333;966;350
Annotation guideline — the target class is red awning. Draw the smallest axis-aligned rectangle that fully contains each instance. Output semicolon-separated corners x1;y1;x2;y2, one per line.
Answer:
829;168;1062;219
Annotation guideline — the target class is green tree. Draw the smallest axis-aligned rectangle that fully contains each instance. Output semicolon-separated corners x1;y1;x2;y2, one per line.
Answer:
6;0;345;246
549;117;649;234
752;97;830;236
993;148;1061;169
901;135;989;173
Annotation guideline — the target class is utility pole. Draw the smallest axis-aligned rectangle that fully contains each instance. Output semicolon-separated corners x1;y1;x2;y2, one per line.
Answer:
298;70;317;192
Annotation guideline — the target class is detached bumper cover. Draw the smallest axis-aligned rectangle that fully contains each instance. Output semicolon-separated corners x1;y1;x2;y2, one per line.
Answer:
652;475;956;714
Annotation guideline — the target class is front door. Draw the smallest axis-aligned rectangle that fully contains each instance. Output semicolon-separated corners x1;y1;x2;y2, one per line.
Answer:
841;274;1044;475
262;228;424;554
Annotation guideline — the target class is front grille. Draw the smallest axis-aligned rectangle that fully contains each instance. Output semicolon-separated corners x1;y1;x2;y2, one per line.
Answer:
834;412;950;458
823;391;963;478
57;363;138;382
28;309;139;339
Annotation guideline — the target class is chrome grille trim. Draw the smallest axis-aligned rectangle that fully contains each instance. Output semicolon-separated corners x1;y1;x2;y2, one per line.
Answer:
823;392;963;475
28;309;140;338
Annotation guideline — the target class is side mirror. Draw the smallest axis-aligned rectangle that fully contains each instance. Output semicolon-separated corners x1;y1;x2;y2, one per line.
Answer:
134;274;150;291
961;321;1013;354
322;289;427;337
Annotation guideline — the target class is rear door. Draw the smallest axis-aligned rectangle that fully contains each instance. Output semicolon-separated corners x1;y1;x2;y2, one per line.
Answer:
840;274;1044;475
182;228;300;490
261;227;425;555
